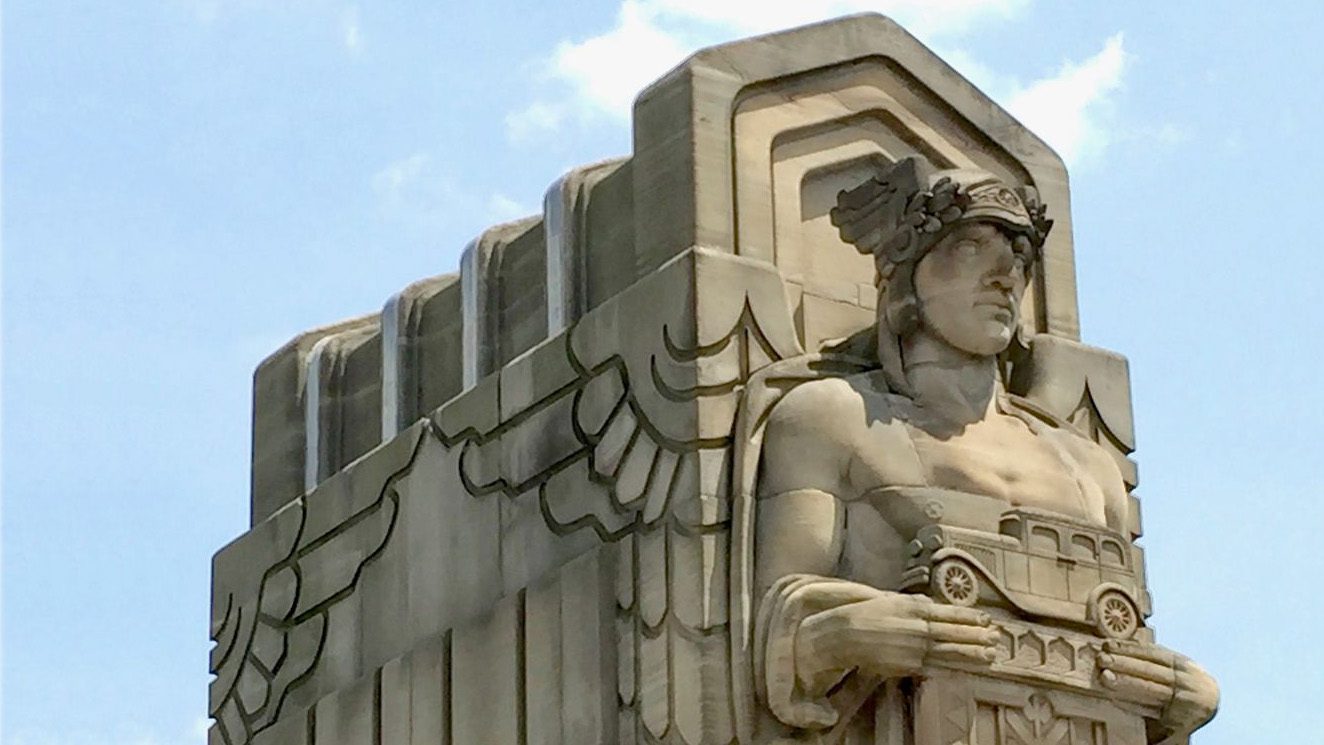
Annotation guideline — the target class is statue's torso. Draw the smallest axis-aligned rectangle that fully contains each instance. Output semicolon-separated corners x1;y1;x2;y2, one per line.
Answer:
823;374;1125;589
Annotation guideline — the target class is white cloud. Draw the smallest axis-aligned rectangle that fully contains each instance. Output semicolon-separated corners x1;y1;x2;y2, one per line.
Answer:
371;152;461;225
508;0;1029;136
341;5;362;53
370;154;539;229
1221;130;1244;155
643;0;1028;39
1003;33;1127;166
487;193;535;222
505;101;567;143
183;1;365;56
548;1;691;119
1121;121;1190;148
187;0;222;23
373;152;431;197
509;0;1135;167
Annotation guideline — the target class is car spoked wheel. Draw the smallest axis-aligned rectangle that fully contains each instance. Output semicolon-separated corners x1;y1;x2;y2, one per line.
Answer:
1094;590;1139;639
931;558;980;607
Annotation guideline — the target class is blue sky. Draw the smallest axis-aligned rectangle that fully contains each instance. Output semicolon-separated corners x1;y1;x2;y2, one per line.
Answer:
4;1;1321;743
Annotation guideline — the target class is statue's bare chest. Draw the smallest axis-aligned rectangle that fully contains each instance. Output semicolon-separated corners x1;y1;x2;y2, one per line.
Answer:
850;406;1107;527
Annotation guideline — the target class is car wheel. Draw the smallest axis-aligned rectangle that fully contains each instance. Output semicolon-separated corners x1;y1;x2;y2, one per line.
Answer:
1093;590;1139;639
931;558;980;607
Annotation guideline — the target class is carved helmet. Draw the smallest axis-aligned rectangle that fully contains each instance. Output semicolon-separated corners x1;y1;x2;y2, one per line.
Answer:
829;156;1053;393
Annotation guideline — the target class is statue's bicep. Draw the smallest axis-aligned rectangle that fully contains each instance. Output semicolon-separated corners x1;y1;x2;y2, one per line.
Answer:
758;391;851;498
753;489;845;598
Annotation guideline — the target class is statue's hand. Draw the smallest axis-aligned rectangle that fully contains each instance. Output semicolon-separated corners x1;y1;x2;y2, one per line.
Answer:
801;592;998;680
1098;640;1219;741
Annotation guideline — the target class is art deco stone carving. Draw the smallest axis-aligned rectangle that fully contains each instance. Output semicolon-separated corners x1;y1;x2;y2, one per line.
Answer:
208;14;1217;745
728;156;1216;744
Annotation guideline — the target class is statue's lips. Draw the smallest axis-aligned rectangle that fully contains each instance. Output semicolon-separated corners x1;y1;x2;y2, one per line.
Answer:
974;296;1014;322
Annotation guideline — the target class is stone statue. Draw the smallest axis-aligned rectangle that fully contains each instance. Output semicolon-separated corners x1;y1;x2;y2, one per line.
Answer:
208;16;1221;745
736;157;1218;743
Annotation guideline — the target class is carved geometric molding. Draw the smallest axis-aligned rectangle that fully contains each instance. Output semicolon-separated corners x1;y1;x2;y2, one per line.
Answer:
733;59;1045;348
633;14;1080;339
916;672;1149;745
1003;695;1073;745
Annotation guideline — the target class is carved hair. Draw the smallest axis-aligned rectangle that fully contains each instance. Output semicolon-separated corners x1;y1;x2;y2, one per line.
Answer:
829;156;1053;394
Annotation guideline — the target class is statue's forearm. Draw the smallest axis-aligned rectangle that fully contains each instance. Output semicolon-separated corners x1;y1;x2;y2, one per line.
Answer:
756;574;888;729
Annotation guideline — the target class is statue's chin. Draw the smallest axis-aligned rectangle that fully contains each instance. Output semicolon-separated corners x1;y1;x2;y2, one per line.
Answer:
952;324;1012;357
914;317;1014;358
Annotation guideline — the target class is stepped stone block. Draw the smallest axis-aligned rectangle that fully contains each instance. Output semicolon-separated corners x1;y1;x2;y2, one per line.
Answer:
381;273;463;438
305;318;382;489
250;316;374;526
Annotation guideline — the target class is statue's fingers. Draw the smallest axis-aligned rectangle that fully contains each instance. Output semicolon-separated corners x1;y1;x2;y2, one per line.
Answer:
1170;688;1211;710
1099;670;1171;704
858;635;928;677
927;642;997;665
792;579;889;607
1103;640;1175;666
1167;688;1218;728
1171;669;1219;712
1098;653;1176;686
929;622;999;647
923;604;990;627
1175;656;1216;685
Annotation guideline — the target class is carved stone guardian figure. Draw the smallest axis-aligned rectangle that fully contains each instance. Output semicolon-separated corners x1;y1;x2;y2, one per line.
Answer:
210;16;1221;745
731;157;1218;744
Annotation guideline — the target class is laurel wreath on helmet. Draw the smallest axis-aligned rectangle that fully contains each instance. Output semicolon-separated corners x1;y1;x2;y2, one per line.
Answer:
831;173;1052;285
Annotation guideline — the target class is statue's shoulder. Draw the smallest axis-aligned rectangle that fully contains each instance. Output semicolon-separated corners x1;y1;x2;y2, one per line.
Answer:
766;369;886;420
735;353;886;455
760;368;914;454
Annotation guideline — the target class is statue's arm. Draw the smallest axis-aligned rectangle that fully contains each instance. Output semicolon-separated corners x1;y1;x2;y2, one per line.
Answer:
753;383;853;597
752;384;874;728
750;383;997;731
1066;444;1219;740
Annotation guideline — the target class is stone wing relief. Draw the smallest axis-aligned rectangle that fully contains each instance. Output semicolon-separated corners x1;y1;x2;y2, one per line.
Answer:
208;426;426;745
441;249;803;538
212;248;811;745
436;248;807;745
612;283;811;744
449;339;698;541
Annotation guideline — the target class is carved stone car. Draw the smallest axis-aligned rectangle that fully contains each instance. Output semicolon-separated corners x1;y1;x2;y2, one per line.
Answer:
874;487;1146;639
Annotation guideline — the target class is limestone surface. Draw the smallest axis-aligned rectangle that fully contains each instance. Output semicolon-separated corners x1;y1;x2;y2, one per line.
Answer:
209;14;1217;745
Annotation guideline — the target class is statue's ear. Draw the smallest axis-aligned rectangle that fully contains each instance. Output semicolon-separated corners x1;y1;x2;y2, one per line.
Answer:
884;268;921;337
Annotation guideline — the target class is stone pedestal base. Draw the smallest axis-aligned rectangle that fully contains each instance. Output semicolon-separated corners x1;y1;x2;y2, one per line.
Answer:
912;670;1149;745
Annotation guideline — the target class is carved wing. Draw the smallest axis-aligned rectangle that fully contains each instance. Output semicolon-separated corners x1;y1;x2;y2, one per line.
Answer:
439;248;810;744
726;354;875;743
209;427;425;745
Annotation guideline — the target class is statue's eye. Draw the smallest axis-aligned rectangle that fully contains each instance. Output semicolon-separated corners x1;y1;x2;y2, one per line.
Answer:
955;240;979;257
1012;236;1034;267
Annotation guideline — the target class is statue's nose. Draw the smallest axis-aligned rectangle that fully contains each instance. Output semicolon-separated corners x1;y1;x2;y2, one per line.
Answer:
985;239;1016;289
986;273;1013;292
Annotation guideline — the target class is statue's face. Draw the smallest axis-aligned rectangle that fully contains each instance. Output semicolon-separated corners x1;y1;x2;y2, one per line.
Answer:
912;221;1028;357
